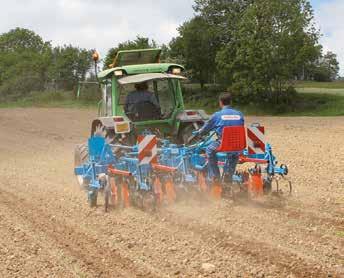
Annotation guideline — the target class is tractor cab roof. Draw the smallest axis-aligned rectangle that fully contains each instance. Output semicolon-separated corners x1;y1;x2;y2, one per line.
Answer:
117;73;186;85
98;48;185;81
98;63;185;81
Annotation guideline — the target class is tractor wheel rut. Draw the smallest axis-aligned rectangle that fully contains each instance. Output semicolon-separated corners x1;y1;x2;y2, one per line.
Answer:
0;188;159;278
220;196;344;231
279;206;344;229
0;203;81;277
159;207;342;278
1;108;343;277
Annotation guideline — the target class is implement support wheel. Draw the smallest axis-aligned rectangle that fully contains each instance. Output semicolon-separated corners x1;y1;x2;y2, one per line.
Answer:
88;188;98;207
74;143;89;188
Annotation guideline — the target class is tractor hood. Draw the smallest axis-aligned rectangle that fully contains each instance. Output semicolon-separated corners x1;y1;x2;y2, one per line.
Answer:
113;48;161;67
117;73;187;85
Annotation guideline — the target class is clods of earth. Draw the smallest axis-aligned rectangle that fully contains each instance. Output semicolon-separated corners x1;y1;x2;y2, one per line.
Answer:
0;108;343;277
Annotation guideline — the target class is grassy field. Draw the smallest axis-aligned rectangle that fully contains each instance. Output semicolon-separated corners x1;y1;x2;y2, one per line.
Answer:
1;82;344;116
294;80;344;89
295;81;344;96
185;93;344;116
241;93;344;116
0;91;97;109
183;82;344;116
296;87;344;95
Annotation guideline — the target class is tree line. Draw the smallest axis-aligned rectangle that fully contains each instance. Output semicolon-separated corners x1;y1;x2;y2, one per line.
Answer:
0;28;92;101
103;0;340;104
0;0;340;104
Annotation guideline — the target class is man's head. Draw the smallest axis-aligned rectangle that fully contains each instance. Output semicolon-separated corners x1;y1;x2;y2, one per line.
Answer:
135;82;149;91
219;92;232;108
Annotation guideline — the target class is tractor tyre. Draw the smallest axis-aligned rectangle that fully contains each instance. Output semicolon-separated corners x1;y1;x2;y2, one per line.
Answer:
74;143;89;189
178;124;197;145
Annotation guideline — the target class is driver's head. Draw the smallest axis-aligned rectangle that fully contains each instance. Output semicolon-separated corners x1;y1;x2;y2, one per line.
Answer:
135;82;148;91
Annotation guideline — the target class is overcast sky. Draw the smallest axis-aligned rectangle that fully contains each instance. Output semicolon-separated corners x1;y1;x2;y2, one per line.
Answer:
1;0;343;75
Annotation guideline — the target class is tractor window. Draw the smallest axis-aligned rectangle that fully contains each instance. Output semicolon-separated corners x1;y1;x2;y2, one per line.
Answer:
118;79;176;121
155;80;176;117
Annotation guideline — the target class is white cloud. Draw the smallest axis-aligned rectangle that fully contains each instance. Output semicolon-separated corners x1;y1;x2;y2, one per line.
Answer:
314;0;344;76
1;0;194;59
2;0;342;76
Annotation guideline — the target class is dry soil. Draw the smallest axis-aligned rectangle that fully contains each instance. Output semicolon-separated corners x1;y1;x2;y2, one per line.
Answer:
0;108;343;277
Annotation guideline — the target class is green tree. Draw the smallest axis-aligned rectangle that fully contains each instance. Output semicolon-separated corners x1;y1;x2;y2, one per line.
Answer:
0;28;93;101
159;44;172;63
215;0;320;102
194;0;253;45
103;36;157;69
312;51;339;81
0;28;51;100
0;27;49;52
49;45;92;90
170;16;219;88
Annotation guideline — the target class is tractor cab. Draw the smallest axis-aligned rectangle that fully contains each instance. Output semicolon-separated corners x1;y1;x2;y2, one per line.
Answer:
117;72;186;122
92;49;209;144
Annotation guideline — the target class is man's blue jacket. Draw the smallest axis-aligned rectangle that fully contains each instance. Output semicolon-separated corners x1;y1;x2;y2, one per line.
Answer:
198;106;244;137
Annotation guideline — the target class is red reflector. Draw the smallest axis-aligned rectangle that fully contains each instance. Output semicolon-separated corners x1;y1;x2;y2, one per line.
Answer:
113;117;124;122
186;111;197;116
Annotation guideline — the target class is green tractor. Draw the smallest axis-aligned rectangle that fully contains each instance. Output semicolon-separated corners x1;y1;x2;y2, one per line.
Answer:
74;48;209;188
87;48;209;145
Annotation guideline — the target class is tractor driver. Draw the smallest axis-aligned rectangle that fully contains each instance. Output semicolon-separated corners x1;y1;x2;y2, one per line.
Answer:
192;92;245;183
124;82;160;120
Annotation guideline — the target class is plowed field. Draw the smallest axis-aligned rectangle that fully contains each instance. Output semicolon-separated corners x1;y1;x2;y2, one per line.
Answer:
0;108;343;277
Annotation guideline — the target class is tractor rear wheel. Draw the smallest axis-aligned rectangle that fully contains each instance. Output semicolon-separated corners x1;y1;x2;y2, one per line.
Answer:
179;124;197;144
74;143;89;189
